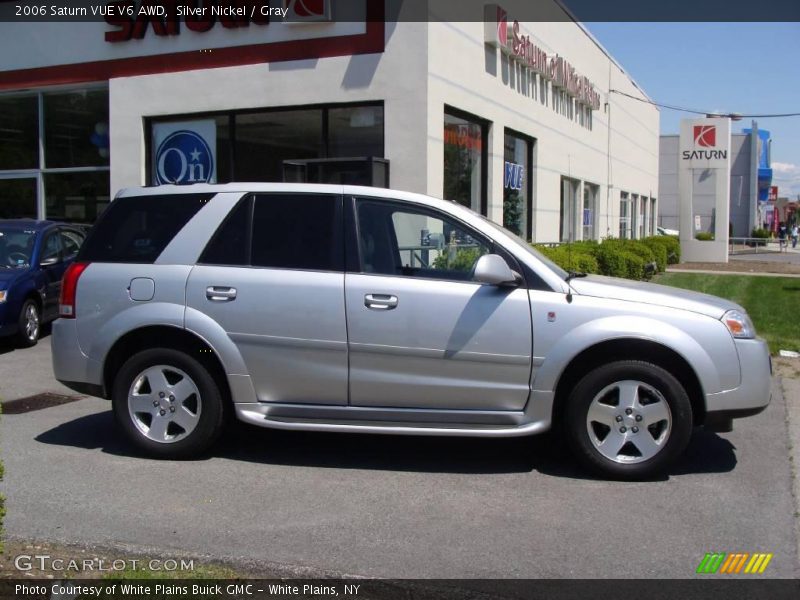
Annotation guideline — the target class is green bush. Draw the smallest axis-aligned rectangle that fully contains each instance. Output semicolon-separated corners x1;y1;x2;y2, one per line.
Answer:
620;251;646;280
646;235;681;264
432;247;484;272
750;228;769;247
534;236;683;281
640;238;668;273
695;231;715;241
535;245;599;274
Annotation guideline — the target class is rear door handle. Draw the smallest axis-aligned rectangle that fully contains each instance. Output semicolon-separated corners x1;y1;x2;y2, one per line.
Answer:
364;293;398;310
206;286;237;301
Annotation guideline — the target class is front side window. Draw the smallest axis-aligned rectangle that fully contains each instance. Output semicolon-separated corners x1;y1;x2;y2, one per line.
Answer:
41;232;61;263
356;200;489;281
60;230;84;260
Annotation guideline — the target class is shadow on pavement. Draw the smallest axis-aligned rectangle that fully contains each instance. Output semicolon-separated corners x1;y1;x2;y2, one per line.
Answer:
34;411;737;479
0;323;52;356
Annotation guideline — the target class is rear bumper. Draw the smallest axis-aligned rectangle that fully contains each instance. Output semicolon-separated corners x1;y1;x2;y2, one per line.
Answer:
52;318;104;392
704;337;772;429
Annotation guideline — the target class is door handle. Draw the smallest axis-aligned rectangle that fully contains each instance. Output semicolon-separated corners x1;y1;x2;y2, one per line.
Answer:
364;293;398;310
206;286;237;301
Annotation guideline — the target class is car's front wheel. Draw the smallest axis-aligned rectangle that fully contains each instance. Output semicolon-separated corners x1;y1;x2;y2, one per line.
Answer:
565;360;693;480
112;349;225;458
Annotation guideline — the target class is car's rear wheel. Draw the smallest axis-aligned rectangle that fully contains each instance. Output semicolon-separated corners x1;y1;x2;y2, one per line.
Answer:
112;349;225;458
16;299;40;347
565;360;693;480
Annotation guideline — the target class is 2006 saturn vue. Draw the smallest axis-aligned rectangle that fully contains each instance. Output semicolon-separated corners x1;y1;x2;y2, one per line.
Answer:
51;184;771;479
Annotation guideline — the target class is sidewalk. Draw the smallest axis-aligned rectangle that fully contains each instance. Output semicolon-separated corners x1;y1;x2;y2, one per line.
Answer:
666;268;800;278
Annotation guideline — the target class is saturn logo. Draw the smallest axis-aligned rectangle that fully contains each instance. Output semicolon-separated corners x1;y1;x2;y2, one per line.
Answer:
283;0;331;20
694;125;716;148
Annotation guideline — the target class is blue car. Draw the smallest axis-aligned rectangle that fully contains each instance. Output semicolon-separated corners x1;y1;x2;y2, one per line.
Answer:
0;220;86;347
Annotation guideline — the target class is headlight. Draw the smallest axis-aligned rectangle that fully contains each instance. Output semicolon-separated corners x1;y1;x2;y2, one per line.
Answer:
722;309;755;339
0;290;6;303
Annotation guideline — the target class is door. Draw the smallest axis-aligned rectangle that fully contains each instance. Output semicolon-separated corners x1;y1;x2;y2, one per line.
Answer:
185;193;348;405
345;198;533;411
38;230;65;320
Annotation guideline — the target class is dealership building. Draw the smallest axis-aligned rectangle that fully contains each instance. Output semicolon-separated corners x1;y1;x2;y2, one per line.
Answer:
0;0;659;244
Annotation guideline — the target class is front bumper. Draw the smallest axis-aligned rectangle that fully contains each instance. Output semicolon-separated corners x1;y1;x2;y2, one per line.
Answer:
704;336;772;429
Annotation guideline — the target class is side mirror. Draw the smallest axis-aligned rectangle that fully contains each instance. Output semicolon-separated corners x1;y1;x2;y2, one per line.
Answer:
473;254;521;286
40;256;59;267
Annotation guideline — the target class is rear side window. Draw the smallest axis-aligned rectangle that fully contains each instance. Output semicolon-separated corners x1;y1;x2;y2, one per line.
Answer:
250;193;342;271
199;196;251;266
79;194;211;263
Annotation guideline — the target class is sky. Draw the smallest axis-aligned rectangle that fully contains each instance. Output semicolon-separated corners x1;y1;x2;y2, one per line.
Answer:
585;22;800;199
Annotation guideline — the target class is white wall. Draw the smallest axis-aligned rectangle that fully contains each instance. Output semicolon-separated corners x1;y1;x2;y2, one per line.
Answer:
109;20;429;195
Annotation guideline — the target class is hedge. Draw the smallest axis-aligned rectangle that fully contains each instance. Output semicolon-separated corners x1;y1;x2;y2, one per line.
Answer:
533;235;679;281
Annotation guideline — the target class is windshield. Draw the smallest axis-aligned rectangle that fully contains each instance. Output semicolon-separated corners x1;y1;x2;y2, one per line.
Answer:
0;229;36;269
473;213;569;279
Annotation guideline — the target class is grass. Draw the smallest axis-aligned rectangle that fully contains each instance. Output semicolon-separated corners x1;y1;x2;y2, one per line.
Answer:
655;273;800;354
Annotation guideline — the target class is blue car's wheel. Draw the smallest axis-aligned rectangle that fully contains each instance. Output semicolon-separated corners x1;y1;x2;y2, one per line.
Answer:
16;299;40;348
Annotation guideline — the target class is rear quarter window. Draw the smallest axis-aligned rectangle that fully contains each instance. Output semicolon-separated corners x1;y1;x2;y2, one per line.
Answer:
78;193;212;263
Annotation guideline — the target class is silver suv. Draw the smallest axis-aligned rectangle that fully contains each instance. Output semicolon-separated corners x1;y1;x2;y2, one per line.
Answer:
52;184;771;479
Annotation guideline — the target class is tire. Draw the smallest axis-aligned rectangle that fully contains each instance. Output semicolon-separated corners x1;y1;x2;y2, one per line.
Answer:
16;299;40;348
112;348;225;459
564;360;693;480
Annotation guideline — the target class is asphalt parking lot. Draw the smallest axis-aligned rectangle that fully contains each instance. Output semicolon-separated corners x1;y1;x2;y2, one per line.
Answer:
1;336;799;578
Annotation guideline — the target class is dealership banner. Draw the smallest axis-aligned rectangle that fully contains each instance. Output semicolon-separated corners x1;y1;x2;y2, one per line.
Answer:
152;119;217;185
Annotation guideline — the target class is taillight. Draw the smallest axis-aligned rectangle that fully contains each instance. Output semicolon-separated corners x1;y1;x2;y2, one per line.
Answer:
59;262;90;318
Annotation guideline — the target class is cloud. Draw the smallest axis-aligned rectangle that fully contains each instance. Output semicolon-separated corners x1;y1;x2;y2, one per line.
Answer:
771;162;800;198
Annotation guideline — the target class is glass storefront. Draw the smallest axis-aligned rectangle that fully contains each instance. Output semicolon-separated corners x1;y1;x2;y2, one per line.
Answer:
44;90;110;169
148;103;384;186
0;96;38;170
0;178;37;219
443;108;487;214
0;88;110;222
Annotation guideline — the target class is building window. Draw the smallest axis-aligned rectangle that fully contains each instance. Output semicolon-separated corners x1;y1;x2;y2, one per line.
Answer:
619;192;631;239
443;107;488;215
503;130;534;241
44;90;110;169
0;178;37;219
0;95;38;170
583;183;599;241
0;88;110;222
650;198;657;236
560;177;579;243
636;195;646;239
148;102;384;187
